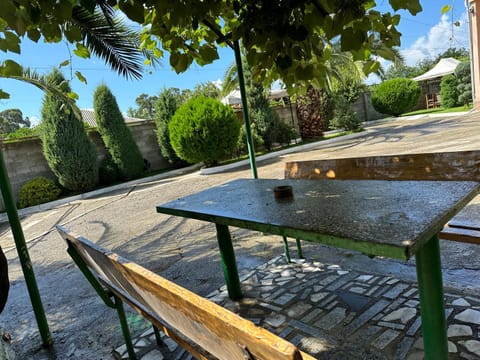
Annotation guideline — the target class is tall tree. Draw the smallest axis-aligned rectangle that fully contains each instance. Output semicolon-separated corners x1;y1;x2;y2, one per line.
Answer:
153;88;188;167
40;69;98;191
0;109;30;134
93;84;144;179
126;93;158;119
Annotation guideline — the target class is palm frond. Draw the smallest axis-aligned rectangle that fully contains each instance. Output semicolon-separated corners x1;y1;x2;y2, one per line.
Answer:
71;7;149;80
221;62;238;96
5;68;82;120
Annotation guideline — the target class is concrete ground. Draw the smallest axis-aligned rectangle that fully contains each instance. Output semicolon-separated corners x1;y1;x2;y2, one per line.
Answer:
1;112;480;359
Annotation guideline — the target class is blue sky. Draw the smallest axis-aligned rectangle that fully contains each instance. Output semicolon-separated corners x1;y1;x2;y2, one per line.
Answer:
0;1;470;124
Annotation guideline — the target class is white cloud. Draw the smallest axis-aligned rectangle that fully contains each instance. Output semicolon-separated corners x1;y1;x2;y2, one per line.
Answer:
29;116;41;127
401;13;470;66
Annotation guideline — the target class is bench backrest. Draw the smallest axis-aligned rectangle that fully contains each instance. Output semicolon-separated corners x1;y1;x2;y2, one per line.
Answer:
285;150;480;181
57;226;310;360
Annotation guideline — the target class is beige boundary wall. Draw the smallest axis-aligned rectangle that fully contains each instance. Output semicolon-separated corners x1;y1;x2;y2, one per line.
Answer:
0;120;168;212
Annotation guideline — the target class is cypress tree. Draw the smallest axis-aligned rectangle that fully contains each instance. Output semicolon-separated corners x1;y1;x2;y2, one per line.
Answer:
93;84;144;179
153;88;188;167
40;69;98;191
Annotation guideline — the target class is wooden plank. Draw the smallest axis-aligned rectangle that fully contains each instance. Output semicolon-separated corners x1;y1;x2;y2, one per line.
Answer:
57;226;304;360
285;150;480;181
439;226;480;244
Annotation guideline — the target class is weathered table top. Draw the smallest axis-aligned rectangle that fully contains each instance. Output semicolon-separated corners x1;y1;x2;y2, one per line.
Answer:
156;179;480;260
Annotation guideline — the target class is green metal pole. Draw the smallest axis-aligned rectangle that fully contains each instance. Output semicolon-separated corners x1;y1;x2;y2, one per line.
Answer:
233;40;258;179
415;234;448;360
215;224;242;300
0;148;52;347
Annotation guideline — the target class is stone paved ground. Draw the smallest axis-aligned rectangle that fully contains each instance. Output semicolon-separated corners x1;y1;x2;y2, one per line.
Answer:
115;256;480;360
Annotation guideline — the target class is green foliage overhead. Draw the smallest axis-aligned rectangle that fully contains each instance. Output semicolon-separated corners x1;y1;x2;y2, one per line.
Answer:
18;177;62;209
371;78;420;116
93;84;144;180
169;96;240;166
440;74;460;108
40;69;98;192
2;0;422;96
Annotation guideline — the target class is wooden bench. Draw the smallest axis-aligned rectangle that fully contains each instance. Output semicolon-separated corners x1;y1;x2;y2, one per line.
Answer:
56;226;315;360
282;150;480;260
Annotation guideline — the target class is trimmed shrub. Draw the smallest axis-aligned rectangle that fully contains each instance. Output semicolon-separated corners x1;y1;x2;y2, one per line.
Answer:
153;89;189;167
440;74;460;108
235;124;263;157
98;153;120;186
455;61;472;106
19;177;61;208
331;96;361;131
371;78;420;116
40;69;98;192
93;84;144;180
169;96;240;166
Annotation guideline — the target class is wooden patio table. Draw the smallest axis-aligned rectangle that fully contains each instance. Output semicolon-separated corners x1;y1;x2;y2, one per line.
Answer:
156;178;480;360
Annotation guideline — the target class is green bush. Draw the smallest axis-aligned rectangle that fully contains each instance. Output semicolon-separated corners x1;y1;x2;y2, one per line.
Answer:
455;61;472;106
169;96;240;166
331;96;361;131
4;127;38;140
235;124;263;157
19;177;61;208
371;78;420;116
93;84;144;180
98;153;120;186
272;119;298;146
440;74;460;108
153;88;189;167
40;69;99;192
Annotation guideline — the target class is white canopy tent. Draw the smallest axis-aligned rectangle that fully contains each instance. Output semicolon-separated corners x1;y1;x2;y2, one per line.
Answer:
412;58;460;82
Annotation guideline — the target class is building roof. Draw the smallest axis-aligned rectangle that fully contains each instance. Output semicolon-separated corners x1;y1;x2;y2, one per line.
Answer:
412;57;461;82
221;88;290;106
80;109;148;127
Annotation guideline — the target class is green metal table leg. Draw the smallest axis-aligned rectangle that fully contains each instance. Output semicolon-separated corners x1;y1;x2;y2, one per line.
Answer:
415;234;448;360
0;149;52;347
215;224;242;300
296;238;304;259
282;236;291;263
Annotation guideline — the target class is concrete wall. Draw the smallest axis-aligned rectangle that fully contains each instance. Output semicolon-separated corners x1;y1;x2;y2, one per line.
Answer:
0;120;168;211
351;92;386;122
